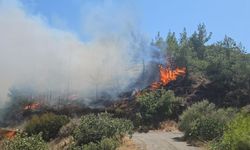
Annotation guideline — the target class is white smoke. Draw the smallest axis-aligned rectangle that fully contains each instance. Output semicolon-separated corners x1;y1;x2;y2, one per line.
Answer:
0;0;155;106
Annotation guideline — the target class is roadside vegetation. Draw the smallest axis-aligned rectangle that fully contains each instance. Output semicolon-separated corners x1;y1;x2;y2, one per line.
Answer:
209;108;250;150
135;89;183;129
71;113;133;149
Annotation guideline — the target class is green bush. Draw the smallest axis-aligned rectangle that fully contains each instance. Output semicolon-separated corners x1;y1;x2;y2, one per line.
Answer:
210;112;250;150
179;100;215;132
59;118;80;138
179;100;236;141
188;117;224;141
25;113;70;141
73;112;133;146
1;133;48;150
84;138;119;150
137;89;183;124
70;137;119;150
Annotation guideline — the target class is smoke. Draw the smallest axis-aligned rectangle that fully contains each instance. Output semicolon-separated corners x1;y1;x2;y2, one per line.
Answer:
0;0;164;106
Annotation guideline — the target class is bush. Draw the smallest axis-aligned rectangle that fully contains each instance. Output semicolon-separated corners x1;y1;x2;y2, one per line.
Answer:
1;133;48;150
84;138;119;150
70;138;119;150
25;113;70;141
241;104;250;114
210;112;250;150
179;100;215;132
179;100;236;141
73;112;133;146
59;118;80;138
137;89;183;124
188;117;224;141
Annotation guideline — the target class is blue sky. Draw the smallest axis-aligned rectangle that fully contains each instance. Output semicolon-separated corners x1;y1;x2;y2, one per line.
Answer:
20;0;250;52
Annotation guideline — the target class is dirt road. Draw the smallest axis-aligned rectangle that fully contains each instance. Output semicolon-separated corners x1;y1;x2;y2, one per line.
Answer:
132;131;201;150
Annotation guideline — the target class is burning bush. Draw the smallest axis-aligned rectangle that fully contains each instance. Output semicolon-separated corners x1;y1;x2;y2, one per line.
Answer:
73;112;133;147
136;89;183;126
1;133;48;150
150;65;186;90
25;113;69;141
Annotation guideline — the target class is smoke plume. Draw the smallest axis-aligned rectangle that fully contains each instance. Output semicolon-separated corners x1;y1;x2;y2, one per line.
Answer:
0;0;164;106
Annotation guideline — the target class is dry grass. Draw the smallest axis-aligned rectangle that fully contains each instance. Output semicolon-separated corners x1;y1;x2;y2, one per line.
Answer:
118;136;139;150
158;120;179;132
48;136;74;150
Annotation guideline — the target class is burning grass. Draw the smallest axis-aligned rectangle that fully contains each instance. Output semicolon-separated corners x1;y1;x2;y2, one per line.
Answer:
0;128;17;140
24;102;41;110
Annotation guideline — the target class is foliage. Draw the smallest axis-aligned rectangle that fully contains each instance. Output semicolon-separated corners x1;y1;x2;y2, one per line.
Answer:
179;100;215;132
85;138;119;150
59;118;80;138
241;104;250;114
70;137;119;150
73;112;133;146
152;24;250;107
210;112;250;150
188;117;224;141
25;113;69;141
179;100;236;141
1;133;48;150
136;89;183;124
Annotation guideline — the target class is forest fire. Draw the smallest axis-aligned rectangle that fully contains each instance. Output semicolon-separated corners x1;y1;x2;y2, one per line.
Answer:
24;102;41;110
0;129;17;140
150;65;186;90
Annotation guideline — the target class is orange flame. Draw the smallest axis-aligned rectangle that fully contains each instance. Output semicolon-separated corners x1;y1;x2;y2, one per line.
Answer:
0;129;17;139
24;102;41;110
150;65;186;90
4;130;17;139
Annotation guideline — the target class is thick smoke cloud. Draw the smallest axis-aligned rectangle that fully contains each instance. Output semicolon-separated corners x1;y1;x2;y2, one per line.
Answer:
0;0;162;106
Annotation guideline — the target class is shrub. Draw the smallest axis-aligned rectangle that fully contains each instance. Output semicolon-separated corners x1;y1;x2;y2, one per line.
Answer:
1;133;48;150
25;113;70;141
70;138;119;150
73;112;133;146
241;104;250;114
97;137;119;150
137;89;183;124
59;118;80;138
210;112;250;150
179;100;215;132
84;138;119;150
188;117;224;141
179;100;236;141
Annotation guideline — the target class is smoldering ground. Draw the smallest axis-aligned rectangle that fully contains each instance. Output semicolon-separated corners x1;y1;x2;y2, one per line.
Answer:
0;0;165;107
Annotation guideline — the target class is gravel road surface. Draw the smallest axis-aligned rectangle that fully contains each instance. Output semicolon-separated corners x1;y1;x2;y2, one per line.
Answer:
132;131;201;150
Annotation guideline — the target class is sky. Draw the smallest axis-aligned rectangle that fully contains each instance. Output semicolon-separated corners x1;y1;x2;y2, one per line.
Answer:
17;0;250;52
18;0;250;52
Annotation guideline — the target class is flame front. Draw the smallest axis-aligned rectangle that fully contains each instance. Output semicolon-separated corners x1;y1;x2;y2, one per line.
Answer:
24;102;41;110
0;129;17;139
150;65;186;90
5;130;17;139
